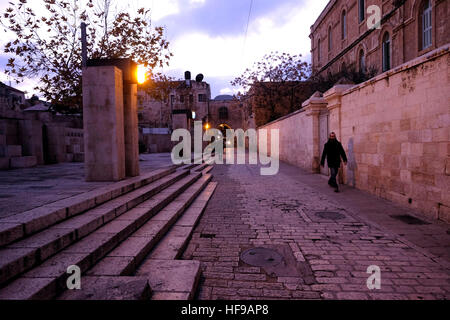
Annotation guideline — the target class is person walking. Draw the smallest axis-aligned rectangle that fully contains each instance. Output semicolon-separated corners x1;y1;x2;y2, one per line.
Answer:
320;132;347;193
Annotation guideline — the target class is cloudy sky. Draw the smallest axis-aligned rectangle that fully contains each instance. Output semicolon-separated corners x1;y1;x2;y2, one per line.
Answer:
0;0;329;98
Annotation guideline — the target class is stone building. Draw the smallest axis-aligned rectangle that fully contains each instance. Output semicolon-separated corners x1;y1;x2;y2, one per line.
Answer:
310;0;450;76
0;84;84;170
0;82;26;111
137;73;248;152
207;95;248;136
242;81;316;127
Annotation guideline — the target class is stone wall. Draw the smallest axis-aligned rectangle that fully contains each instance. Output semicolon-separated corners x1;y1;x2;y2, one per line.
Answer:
142;133;172;153
0;100;84;169
258;108;315;172
258;44;450;223
311;0;450;77
337;45;449;222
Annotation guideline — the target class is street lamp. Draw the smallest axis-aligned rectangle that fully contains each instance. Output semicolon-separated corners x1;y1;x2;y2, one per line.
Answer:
137;64;146;84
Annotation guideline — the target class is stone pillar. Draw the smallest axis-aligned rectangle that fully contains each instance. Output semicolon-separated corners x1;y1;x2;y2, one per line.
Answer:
19;118;44;165
324;84;354;183
303;92;328;173
123;83;140;177
83;66;126;181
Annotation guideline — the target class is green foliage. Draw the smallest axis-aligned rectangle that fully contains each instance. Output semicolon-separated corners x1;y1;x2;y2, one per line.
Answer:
1;0;172;113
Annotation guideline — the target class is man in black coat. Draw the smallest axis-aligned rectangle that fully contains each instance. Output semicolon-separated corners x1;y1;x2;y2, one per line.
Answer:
320;132;348;192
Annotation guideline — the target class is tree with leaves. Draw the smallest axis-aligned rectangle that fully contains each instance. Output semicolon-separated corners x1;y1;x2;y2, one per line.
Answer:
138;73;179;129
231;52;312;125
1;0;172;113
232;52;379;126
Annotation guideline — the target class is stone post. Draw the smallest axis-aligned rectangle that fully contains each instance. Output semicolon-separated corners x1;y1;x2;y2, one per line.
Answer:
83;66;126;181
323;85;353;141
19;118;44;165
123;83;140;177
303;92;328;173
323;84;354;183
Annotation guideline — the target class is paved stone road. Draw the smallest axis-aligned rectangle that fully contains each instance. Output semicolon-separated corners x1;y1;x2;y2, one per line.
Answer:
183;160;450;300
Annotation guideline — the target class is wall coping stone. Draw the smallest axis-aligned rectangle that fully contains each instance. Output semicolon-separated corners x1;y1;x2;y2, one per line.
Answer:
343;44;450;96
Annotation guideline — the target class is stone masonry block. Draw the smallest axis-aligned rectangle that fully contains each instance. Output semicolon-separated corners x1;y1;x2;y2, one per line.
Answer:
0;145;22;157
0;157;9;170
10;156;37;169
58;276;151;300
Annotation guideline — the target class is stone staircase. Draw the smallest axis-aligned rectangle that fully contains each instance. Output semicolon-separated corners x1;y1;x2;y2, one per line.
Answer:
0;163;216;300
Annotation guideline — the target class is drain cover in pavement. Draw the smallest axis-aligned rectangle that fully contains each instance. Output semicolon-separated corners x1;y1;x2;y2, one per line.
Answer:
315;211;345;220
389;214;430;225
240;248;283;267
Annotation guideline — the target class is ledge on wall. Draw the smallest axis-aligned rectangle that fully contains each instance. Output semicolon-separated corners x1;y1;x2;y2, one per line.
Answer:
342;44;450;96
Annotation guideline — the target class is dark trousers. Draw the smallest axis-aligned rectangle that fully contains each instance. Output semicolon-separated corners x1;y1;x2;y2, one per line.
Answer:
328;167;339;189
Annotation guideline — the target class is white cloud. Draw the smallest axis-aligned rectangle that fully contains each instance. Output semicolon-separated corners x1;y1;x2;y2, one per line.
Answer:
0;70;40;98
147;0;180;21
0;0;329;98
162;0;329;96
189;0;206;5
219;87;240;95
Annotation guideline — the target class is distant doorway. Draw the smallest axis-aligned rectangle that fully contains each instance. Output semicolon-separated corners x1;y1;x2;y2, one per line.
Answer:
218;123;232;148
42;124;52;164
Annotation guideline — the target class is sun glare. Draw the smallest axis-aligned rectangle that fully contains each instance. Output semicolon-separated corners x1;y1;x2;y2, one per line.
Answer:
137;64;146;84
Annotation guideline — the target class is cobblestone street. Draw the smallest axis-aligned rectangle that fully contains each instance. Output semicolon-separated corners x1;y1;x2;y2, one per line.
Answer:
183;160;450;300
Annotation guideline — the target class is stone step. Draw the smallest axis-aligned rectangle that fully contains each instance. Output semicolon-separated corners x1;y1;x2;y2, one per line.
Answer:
193;162;209;172
202;165;213;175
0;166;177;246
144;182;217;261
137;259;202;300
0;172;203;299
84;174;212;278
9;156;37;169
57;276;151;300
178;163;199;171
0;169;190;287
0;145;22;158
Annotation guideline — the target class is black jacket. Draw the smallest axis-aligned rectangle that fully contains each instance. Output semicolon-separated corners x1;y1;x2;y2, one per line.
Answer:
320;139;347;168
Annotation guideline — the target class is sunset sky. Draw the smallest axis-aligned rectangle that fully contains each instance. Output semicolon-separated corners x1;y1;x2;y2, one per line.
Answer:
0;0;329;98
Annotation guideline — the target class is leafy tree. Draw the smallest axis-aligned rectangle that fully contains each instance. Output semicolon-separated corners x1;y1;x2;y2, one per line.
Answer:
309;65;378;93
231;51;310;91
1;0;172;113
138;72;178;129
231;52;311;124
232;52;379;126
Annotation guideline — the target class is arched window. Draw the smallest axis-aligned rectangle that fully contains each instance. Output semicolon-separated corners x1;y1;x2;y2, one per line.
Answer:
317;38;321;63
359;0;365;23
328;26;332;52
341;10;347;39
359;49;366;73
219;107;228;120
420;0;432;50
382;32;391;72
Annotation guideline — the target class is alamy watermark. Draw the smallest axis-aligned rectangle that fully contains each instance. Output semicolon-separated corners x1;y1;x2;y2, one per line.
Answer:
171;121;280;176
366;265;381;290
66;265;81;290
367;5;382;30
